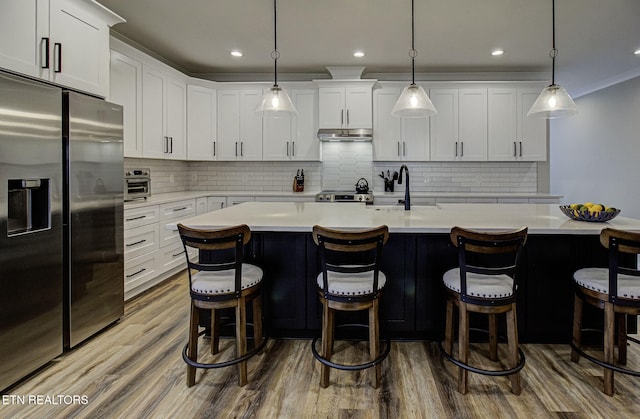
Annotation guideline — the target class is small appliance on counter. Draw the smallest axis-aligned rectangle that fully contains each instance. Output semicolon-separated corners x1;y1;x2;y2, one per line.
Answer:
293;169;305;192
124;168;151;201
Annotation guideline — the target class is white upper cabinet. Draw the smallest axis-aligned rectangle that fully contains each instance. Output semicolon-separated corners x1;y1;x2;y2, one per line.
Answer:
216;89;263;160
142;66;186;160
373;86;430;161
187;84;217;161
430;88;487;161
316;80;376;129
0;0;124;97
109;48;142;157
263;88;319;161
488;87;547;161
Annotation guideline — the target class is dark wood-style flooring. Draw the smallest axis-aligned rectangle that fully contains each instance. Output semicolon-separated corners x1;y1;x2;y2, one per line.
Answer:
2;272;640;418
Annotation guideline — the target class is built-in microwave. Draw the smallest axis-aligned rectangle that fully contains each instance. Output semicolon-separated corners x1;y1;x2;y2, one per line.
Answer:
124;168;151;201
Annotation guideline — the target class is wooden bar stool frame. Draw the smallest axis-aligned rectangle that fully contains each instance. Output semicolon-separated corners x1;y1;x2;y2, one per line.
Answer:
178;223;267;387
570;228;640;396
439;226;527;395
311;225;391;388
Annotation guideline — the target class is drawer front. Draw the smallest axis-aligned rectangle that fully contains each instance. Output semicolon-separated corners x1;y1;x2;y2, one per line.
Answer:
158;241;194;273
124;205;160;229
159;199;196;222
124;223;159;260
124;251;158;292
160;223;181;248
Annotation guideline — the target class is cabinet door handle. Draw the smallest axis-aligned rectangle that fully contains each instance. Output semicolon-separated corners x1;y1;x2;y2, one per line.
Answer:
519;141;522;157
460;141;464;157
341;109;344;127
213;140;216;156
172;250;186;258
125;215;146;221
41;37;50;69
346;109;350;126
397;141;401;156
514;141;517;157
173;207;188;212
235;141;238;156
240;141;243;156
403;141;406;156
170;137;173;153
53;42;62;73
126;239;146;247
292;141;295;156
455;141;458;157
286;141;290;157
164;136;168;153
126;268;146;278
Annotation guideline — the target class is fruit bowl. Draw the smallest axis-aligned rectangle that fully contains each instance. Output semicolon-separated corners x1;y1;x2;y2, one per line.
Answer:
559;205;621;222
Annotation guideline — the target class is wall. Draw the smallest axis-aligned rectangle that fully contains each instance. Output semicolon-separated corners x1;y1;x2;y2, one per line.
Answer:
127;153;537;195
550;76;640;218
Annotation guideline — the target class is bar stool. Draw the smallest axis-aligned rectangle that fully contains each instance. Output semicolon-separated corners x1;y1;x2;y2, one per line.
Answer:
439;226;527;394
311;225;391;388
570;228;640;396
177;223;267;387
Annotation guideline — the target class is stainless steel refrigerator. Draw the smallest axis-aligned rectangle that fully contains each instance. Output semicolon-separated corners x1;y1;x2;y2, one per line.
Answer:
0;71;124;391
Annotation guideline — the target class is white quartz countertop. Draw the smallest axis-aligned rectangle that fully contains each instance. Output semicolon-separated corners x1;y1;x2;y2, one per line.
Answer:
125;191;562;209
166;202;640;235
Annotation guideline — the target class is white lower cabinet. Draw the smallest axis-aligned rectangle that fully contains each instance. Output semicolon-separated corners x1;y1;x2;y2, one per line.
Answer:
123;198;196;300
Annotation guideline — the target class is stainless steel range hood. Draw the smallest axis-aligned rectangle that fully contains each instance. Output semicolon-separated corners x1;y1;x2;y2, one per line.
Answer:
317;128;372;141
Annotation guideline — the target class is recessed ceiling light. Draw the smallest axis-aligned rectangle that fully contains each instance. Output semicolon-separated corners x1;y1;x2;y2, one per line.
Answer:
230;50;243;57
353;51;365;58
491;49;504;56
634;49;640;55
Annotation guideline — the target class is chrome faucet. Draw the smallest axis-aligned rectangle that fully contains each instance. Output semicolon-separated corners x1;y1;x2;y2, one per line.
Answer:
397;164;410;210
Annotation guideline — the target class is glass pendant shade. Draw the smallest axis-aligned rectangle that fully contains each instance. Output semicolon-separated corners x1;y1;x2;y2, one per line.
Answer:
527;83;577;119
392;84;437;118
256;86;297;115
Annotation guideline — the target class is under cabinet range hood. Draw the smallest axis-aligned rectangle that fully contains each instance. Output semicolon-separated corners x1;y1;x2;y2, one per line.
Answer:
317;128;373;141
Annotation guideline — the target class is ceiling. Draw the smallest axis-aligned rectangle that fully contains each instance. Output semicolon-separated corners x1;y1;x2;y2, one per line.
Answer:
99;0;640;97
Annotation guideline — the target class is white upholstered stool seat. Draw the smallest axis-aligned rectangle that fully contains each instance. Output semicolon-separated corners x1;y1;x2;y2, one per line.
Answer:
443;268;514;299
316;269;386;296
573;267;640;299
192;264;263;295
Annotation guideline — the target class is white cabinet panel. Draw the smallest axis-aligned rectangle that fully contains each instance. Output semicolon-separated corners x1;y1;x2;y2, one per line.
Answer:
110;50;143;157
124;205;159;229
318;83;373;129
187;85;217;160
373;87;429;161
207;196;227;212
430;88;486;161
0;0;122;97
142;67;186;159
217;89;263;160
263;88;319;161
488;87;547;161
124;223;159;260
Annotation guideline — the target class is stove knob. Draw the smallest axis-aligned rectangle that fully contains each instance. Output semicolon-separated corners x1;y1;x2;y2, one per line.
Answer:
358;196;363;201
365;196;370;201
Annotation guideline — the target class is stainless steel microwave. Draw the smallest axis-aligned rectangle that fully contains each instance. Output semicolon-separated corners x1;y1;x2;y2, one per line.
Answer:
124;168;150;201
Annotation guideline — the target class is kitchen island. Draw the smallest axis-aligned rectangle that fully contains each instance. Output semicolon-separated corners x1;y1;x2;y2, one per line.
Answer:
168;202;640;343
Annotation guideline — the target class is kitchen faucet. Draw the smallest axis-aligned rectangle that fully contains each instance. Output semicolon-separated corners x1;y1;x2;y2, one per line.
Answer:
398;164;410;210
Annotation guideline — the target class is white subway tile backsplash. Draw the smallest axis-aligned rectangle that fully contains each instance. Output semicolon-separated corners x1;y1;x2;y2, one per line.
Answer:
126;153;536;195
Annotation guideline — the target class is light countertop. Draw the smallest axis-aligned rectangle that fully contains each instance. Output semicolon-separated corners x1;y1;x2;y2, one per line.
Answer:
125;190;562;209
166;201;640;235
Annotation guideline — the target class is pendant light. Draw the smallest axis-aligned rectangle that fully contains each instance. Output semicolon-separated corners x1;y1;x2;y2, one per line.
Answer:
392;0;437;118
527;0;577;118
256;0;297;115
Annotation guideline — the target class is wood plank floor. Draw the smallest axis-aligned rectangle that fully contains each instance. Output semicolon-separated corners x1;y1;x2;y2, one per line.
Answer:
2;271;640;418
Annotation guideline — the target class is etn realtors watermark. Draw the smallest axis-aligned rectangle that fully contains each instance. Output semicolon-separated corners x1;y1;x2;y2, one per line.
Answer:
2;394;88;405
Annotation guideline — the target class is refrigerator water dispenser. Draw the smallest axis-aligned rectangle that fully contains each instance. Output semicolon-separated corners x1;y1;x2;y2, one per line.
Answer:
7;178;51;236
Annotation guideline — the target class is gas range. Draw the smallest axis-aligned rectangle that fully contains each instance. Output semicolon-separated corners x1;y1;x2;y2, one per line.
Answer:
315;190;374;204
